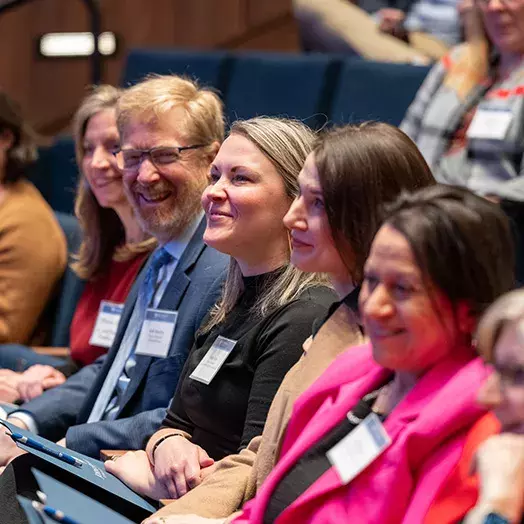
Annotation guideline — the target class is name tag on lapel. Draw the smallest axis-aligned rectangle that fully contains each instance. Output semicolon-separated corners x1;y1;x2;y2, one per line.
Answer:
135;308;178;358
89;301;124;348
189;336;237;385
467;108;513;140
326;412;391;485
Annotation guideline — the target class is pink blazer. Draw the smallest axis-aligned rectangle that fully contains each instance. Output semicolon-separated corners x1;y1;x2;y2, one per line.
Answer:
232;342;489;524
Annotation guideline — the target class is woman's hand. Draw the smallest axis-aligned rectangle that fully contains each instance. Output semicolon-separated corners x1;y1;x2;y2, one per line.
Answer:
465;434;524;524
459;0;486;43
105;450;172;500
17;365;66;402
152;436;214;499
143;515;225;524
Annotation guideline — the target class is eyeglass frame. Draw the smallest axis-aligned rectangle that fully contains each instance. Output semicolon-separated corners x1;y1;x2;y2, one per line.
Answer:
114;144;208;171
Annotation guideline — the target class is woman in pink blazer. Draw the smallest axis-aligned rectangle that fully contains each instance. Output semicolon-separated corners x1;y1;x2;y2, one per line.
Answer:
224;185;515;524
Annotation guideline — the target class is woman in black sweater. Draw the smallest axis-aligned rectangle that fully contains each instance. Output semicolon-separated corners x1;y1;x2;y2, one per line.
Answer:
106;117;334;500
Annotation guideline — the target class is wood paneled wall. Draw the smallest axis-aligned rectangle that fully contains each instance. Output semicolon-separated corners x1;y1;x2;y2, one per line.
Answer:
0;0;299;135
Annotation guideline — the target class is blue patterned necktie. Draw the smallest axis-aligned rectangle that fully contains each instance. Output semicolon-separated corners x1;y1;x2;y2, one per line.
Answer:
88;247;174;423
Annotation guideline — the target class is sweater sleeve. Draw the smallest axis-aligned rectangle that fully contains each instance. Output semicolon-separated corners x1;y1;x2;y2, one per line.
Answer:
0;183;67;344
399;58;447;143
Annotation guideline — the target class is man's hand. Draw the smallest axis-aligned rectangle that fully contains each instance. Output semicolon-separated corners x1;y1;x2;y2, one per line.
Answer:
377;8;407;39
152;437;214;499
105;450;171;500
0;369;22;402
17;365;66;402
0;426;25;466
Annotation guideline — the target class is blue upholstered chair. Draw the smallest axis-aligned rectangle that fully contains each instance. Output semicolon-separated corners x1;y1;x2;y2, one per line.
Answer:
329;58;431;126
32;137;78;215
224;52;340;129
49;212;84;347
122;48;230;93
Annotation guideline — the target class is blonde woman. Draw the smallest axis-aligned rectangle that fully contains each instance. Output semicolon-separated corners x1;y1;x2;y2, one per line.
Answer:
106;117;335;500
0;85;154;402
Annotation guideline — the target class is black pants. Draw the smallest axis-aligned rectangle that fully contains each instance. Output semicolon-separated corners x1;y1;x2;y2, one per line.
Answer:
0;454;37;524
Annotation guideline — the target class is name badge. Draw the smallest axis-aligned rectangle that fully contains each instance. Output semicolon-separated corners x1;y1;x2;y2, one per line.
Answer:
189;336;237;385
89;301;124;348
467;108;513;140
135;308;178;358
326;412;391;485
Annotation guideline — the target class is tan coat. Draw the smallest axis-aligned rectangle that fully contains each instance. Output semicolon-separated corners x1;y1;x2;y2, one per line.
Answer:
153;301;366;520
0;180;67;344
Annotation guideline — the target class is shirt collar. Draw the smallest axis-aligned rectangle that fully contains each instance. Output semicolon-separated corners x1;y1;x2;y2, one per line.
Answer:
161;211;204;262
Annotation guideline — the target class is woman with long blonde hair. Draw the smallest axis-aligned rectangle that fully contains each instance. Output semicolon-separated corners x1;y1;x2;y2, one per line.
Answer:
0;85;154;402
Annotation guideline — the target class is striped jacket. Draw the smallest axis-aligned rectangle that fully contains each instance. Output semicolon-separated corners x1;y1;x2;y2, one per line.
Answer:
401;46;524;201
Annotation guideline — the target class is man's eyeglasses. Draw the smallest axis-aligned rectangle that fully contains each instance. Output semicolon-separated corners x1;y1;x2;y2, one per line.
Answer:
114;144;207;171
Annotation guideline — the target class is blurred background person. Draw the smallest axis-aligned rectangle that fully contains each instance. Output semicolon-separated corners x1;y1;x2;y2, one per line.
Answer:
0;91;66;349
401;0;524;282
292;0;462;63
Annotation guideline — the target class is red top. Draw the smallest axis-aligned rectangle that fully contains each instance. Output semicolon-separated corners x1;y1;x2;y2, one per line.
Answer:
423;412;501;524
69;253;147;367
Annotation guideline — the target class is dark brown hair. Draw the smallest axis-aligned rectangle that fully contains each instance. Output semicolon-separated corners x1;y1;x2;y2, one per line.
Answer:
384;184;515;317
0;91;37;184
314;122;435;283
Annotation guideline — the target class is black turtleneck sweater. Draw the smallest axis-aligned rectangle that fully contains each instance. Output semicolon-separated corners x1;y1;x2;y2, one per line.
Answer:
161;271;335;460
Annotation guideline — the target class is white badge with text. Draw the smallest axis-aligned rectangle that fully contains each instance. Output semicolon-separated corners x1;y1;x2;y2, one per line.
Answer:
89;301;124;348
326;412;391;485
467;108;513;140
189;336;237;385
135;308;178;358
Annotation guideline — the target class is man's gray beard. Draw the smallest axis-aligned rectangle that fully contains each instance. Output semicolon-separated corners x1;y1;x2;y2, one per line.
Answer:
133;195;202;243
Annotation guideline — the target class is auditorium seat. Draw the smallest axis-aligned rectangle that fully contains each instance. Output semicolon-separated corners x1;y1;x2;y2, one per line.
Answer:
122;48;230;93
32;137;78;215
329;58;430;126
48;212;84;347
224;52;340;128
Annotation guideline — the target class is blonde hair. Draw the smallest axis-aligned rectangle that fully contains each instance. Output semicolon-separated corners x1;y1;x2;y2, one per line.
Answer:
202;117;330;333
71;85;155;280
476;289;524;363
117;74;224;163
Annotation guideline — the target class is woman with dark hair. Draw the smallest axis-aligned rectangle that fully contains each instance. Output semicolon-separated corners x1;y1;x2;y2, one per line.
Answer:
0;92;67;347
109;122;435;524
0;85;154;403
152;185;516;524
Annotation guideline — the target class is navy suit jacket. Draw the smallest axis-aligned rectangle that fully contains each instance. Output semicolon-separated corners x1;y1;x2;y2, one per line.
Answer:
19;219;229;456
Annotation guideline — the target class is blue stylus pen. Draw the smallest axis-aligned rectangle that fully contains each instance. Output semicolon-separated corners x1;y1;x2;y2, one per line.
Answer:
32;501;80;524
10;432;84;468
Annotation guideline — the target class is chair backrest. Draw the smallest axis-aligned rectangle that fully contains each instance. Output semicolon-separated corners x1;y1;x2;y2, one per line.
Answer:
49;212;85;347
329;58;431;126
122;48;230;94
31;137;78;215
225;52;340;129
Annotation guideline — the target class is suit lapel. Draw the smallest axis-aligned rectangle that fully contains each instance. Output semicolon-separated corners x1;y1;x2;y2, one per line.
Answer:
116;222;207;412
